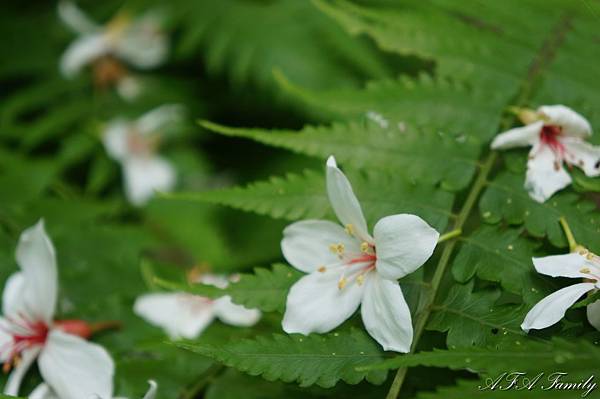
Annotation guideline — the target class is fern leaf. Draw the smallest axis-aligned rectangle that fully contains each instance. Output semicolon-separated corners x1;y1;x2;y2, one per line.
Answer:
480;172;600;252
176;328;389;388
427;282;527;348
451;226;557;304
200;120;481;191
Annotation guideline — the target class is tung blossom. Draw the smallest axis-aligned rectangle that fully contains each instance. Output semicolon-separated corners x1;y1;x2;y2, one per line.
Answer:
522;246;600;332
281;156;439;352
521;247;600;332
134;274;261;339
491;105;599;203
58;1;168;98
102;105;182;206
0;221;114;399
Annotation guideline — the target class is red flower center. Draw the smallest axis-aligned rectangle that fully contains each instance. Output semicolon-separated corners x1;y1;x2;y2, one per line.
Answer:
1;316;49;373
539;124;565;154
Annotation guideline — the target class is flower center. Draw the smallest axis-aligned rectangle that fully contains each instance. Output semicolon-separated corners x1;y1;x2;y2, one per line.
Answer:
540;125;565;154
126;129;160;156
322;227;377;290
93;56;128;89
1;315;48;373
576;246;600;283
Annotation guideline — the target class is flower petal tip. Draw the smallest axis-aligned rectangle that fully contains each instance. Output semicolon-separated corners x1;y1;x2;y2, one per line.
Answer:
326;155;337;168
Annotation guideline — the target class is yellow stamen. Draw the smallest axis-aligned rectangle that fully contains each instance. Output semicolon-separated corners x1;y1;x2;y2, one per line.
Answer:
318;266;326;273
581;268;591;274
338;277;347;290
329;243;345;255
357;274;365;286
360;242;370;253
345;224;355;236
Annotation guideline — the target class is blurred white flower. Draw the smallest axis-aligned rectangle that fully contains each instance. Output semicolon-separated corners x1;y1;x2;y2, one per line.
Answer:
522;247;600;332
280;156;439;352
102;105;183;206
0;220;114;399
29;380;157;399
491;105;599;203
134;274;261;339
58;1;168;98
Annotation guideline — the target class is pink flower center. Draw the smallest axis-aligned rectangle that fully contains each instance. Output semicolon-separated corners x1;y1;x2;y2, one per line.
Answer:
1;315;48;373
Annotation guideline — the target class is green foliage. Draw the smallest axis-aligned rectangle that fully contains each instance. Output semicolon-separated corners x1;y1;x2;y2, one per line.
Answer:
359;337;600;377
201;120;481;191
480;172;600;252
427;282;527;348
176;328;390;388
451;226;555;305
4;0;600;397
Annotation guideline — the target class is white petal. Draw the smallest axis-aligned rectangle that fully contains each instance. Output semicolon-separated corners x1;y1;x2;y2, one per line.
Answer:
587;298;600;331
134;293;215;339
282;267;364;334
60;34;108;78
562;138;600;177
114;15;168;68
39;330;114;399
15;220;58;323
143;380;158;399
29;383;58;399
490;121;542;150
102;119;131;161
361;273;413;352
525;143;572;203
0;318;11;362
136;104;183;135
57;1;99;34
214;296;261;327
521;282;595;332
326;156;371;242
281;220;358;273
123;156;176;206
538;105;592;138
532;253;588;278
2;272;25;318
373;214;439;281
199;274;229;289
3;347;41;396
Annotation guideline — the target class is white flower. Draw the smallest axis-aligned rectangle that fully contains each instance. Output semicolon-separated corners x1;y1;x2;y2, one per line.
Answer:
490;105;599;203
102;105;182;206
521;247;600;332
29;380;157;399
134;274;261;339
281;156;439;352
0;220;114;399
58;1;168;97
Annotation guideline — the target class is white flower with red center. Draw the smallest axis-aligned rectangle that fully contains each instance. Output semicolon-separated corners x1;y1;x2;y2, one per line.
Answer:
29;380;157;399
134;274;261;339
522;246;600;332
0;220;114;399
491;105;599;203
281;156;439;352
102;105;182;206
58;1;168;99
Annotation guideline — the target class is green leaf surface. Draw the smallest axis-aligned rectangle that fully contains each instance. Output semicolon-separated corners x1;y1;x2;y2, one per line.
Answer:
428;282;527;348
176;328;390;388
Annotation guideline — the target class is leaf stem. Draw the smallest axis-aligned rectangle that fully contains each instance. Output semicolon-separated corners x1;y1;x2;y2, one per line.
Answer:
385;152;497;399
437;228;462;243
559;216;578;252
